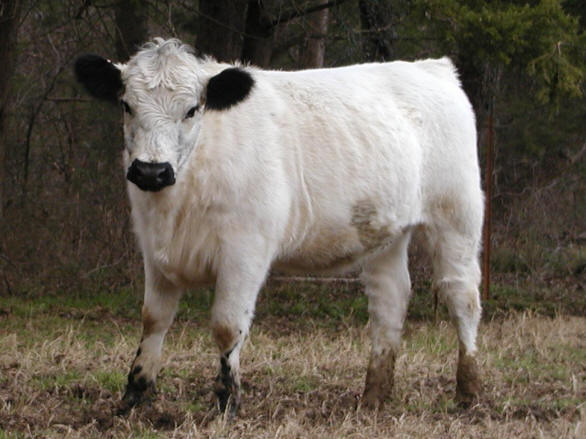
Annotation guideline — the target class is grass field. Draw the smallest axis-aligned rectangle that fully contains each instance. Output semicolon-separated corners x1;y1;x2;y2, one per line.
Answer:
0;281;584;438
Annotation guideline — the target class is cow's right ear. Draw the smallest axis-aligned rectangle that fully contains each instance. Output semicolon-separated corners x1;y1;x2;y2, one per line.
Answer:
74;54;123;103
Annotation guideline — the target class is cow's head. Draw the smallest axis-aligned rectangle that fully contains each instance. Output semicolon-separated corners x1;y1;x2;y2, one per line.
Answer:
74;38;254;192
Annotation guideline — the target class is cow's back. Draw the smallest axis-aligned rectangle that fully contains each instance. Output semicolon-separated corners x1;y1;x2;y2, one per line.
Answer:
255;60;479;270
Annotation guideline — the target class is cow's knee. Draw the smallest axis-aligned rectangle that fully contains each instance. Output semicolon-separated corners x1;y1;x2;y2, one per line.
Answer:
212;321;241;354
435;278;480;332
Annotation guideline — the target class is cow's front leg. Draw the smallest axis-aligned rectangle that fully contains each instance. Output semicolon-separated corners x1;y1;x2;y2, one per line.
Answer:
119;266;182;413
211;245;271;417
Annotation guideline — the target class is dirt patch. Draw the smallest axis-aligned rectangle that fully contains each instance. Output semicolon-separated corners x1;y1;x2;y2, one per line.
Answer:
0;380;187;434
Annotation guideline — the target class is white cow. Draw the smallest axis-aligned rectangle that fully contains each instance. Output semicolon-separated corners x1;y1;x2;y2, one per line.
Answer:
75;38;483;415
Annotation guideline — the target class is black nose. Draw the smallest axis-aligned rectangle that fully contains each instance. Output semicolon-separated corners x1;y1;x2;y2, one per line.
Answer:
126;159;175;192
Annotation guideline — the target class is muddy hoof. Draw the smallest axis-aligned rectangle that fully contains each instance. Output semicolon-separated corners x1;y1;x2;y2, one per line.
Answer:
362;349;396;409
456;352;481;407
455;381;480;408
361;388;386;409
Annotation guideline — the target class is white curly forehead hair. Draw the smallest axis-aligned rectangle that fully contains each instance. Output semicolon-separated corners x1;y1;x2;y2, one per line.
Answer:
119;38;208;92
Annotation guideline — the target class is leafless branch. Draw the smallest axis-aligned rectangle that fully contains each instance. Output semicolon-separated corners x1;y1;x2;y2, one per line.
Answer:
271;0;349;27
185;0;349;41
46;97;92;103
83;253;128;278
569;143;586;165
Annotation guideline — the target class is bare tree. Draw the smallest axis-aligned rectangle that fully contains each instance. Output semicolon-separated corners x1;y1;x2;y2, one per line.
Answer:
0;0;20;218
114;0;149;61
241;0;274;67
359;0;393;61
299;0;330;68
196;0;346;66
196;0;249;62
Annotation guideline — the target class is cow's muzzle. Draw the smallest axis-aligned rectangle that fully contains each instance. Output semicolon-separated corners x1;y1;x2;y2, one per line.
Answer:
127;159;175;192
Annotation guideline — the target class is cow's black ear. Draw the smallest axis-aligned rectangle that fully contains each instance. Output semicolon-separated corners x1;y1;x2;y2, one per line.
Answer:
205;68;254;111
74;54;123;103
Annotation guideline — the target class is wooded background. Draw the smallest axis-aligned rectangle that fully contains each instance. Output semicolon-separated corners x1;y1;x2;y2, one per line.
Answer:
0;0;584;313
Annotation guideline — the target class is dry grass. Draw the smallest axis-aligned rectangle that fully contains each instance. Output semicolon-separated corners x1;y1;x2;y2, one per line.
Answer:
0;293;584;438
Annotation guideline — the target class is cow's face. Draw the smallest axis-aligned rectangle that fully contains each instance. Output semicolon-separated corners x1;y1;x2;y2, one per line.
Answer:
74;40;254;193
118;70;205;192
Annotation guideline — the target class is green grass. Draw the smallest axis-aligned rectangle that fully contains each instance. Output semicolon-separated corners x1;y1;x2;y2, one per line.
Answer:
482;282;568;317
91;370;127;394
1;287;141;318
256;282;369;327
0;431;24;439
493;344;583;385
289;375;320;393
181;401;207;413
410;327;456;355
129;431;162;439
176;289;214;322
32;370;83;392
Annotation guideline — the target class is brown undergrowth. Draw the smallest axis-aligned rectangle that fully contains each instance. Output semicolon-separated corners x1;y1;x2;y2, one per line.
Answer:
0;291;584;438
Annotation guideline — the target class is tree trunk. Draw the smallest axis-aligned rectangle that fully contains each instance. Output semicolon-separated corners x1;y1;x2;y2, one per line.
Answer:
114;0;148;61
0;0;20;218
197;0;249;62
358;0;393;61
299;0;330;68
241;1;274;67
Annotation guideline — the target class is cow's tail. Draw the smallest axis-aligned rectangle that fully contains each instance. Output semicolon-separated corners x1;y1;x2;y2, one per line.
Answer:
415;57;462;87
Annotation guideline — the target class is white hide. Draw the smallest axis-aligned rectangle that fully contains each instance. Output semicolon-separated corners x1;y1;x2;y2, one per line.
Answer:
115;39;484;402
120;40;481;283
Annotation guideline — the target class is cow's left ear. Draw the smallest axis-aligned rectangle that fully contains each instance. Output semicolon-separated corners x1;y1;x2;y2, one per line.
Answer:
205;67;255;111
74;54;123;103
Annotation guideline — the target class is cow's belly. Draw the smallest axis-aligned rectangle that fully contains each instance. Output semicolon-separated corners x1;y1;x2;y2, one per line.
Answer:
273;253;364;275
274;228;362;274
274;215;396;274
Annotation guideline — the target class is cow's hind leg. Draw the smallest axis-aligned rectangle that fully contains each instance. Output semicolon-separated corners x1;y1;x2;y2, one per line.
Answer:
428;226;482;404
119;265;182;413
361;230;412;408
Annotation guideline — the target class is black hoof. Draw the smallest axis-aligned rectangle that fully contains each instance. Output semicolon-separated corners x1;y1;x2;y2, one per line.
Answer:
214;356;240;418
214;387;239;419
116;368;156;415
215;386;240;416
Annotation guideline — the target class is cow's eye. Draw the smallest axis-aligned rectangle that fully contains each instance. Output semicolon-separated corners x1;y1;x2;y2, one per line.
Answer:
121;100;132;115
185;105;199;119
